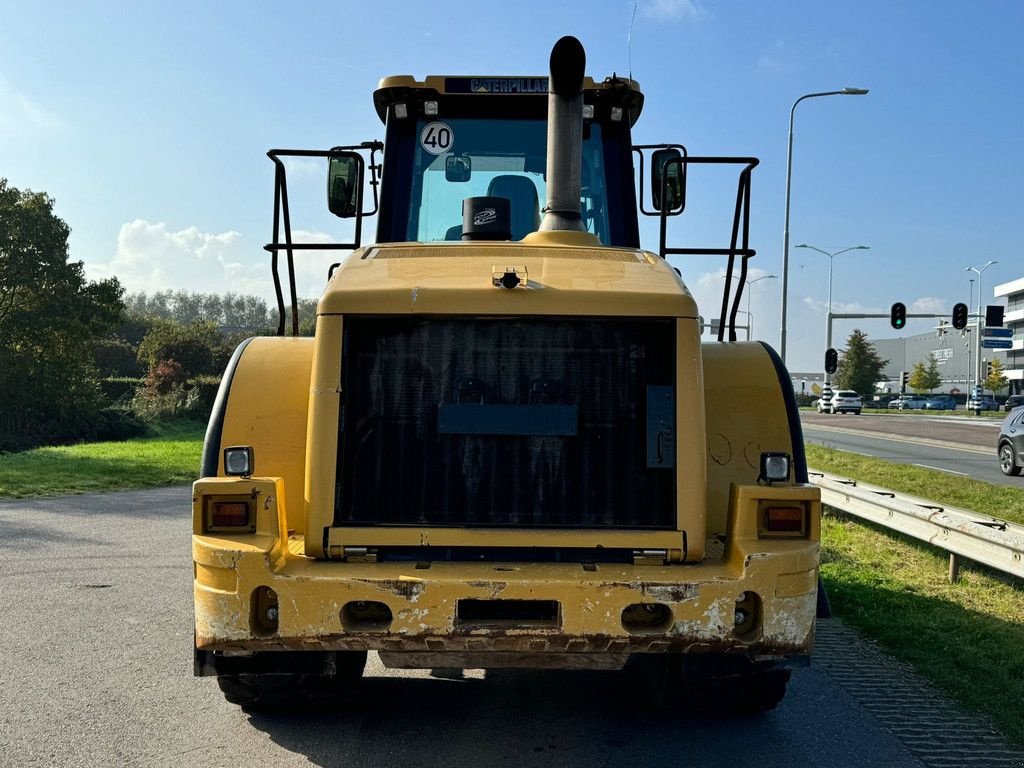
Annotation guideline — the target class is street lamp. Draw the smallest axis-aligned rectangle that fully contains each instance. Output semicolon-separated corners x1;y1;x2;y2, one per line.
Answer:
796;243;869;383
967;277;975;393
964;260;998;394
729;273;777;339
745;274;777;340
779;87;869;364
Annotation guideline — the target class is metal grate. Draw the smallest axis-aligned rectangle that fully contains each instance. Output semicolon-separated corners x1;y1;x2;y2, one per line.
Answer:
334;316;676;529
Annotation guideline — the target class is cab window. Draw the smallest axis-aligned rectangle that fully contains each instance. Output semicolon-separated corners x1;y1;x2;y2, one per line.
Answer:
406;118;611;243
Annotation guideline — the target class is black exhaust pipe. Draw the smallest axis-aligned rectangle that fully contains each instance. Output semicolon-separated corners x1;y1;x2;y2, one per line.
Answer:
539;36;586;233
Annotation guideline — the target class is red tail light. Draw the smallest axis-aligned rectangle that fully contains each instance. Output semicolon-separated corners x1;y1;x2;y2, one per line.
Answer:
763;505;805;534
205;499;254;532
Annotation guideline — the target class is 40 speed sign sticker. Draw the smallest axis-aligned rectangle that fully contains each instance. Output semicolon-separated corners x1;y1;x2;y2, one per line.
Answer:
420;122;454;155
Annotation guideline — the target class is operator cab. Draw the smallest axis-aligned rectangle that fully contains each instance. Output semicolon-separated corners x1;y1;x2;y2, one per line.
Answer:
371;75;644;247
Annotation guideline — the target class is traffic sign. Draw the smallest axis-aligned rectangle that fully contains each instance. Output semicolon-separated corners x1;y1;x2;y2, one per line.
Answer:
983;327;1013;338
981;339;1013;349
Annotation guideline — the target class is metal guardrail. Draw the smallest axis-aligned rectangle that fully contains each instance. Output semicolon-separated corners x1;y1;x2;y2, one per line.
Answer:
809;469;1024;582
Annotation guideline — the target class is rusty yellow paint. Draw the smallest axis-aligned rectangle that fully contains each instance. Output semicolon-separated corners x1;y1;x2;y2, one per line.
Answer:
193;478;820;661
218;338;312;535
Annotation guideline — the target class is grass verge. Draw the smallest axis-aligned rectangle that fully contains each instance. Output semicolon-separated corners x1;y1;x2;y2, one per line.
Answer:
0;421;205;498
811;444;1024;745
806;443;1024;525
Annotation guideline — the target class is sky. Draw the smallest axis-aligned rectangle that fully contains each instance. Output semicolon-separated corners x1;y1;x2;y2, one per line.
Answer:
2;0;1022;371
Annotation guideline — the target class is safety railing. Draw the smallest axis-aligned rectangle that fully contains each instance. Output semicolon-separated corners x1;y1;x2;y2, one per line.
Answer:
810;469;1024;583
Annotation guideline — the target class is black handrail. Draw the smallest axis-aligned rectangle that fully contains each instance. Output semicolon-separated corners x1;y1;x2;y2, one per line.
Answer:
263;142;383;336
645;153;759;343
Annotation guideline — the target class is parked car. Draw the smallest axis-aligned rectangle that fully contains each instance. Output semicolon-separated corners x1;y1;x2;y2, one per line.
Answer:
888;395;928;410
864;395;895;409
822;390;862;415
998;408;1024;476
1004;395;1024;412
923;395;956;411
967;397;999;411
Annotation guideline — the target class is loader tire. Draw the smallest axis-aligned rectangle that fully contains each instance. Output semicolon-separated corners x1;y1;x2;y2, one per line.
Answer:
217;651;367;711
696;669;791;715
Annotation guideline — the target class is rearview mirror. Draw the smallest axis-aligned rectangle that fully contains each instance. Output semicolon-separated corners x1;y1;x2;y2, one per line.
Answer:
651;148;684;212
445;153;472;182
327;152;363;218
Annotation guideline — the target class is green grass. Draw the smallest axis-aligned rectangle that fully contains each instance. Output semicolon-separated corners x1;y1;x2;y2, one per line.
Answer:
806;443;1024;525
0;421;206;498
810;443;1024;745
822;513;1024;746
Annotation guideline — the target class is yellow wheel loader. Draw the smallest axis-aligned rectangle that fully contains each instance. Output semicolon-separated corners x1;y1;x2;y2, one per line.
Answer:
193;36;823;711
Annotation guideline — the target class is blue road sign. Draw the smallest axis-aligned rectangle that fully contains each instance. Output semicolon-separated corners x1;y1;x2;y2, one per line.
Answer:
983;327;1013;338
981;338;1013;349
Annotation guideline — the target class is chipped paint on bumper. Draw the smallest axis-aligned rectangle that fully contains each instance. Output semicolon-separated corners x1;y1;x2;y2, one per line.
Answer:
194;537;819;660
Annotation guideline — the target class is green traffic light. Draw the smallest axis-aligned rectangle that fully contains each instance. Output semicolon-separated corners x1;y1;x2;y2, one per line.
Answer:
890;302;906;329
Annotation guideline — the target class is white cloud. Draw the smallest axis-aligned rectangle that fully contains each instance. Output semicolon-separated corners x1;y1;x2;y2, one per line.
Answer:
86;220;341;301
0;75;63;134
910;297;947;314
641;0;707;22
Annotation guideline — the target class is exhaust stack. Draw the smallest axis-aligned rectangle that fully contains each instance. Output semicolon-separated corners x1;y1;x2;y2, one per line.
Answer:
539;36;586;233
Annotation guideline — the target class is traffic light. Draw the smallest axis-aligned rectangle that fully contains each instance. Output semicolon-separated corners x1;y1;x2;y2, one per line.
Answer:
825;348;838;374
952;302;968;330
890;302;906;329
986;361;993;379
900;370;909;390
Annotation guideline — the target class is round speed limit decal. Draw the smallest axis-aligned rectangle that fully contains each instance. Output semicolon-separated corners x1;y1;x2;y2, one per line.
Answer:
420;122;454;155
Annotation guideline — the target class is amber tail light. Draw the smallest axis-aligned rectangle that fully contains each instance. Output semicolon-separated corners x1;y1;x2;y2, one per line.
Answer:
760;504;807;536
205;499;255;532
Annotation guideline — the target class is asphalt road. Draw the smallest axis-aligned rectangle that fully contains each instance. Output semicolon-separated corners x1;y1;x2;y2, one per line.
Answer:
801;412;1022;487
3;488;1023;767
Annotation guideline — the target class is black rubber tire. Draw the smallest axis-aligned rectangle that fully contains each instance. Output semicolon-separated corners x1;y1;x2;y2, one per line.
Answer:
217;651;367;710
695;669;791;715
999;443;1021;476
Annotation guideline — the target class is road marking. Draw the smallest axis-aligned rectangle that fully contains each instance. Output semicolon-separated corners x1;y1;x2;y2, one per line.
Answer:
801;424;992;456
912;463;969;476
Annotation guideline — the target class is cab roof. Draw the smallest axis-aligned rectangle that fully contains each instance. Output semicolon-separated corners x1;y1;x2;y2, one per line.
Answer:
373;75;644;126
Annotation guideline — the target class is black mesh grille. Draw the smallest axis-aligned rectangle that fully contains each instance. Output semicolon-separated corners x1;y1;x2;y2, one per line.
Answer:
334;317;675;529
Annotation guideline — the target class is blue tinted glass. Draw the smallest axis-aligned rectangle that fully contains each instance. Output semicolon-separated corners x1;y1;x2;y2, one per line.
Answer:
408;118;609;243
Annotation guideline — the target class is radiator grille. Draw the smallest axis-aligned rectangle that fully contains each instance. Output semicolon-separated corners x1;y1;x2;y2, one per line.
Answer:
334;317;675;529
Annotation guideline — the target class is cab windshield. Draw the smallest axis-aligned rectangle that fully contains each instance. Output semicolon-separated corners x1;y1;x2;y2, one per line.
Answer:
406;118;611;243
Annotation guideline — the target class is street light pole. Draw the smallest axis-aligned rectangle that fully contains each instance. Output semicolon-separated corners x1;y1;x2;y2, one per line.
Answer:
730;273;777;340
779;87;869;364
746;274;777;340
967;277;975;393
965;260;997;394
796;244;870;384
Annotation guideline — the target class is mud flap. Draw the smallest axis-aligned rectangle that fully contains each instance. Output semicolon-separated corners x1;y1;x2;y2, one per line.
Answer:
816;575;832;618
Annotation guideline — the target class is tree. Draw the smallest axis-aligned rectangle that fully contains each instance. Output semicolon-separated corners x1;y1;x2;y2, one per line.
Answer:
833;329;888;396
136;318;224;379
908;353;942;393
0;178;124;449
984;358;1009;394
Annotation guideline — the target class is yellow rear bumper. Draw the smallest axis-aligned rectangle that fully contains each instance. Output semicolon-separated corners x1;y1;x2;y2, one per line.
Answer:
194;540;819;660
193;477;821;663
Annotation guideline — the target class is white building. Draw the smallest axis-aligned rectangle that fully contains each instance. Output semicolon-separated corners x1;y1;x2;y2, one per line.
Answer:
993;276;1024;395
